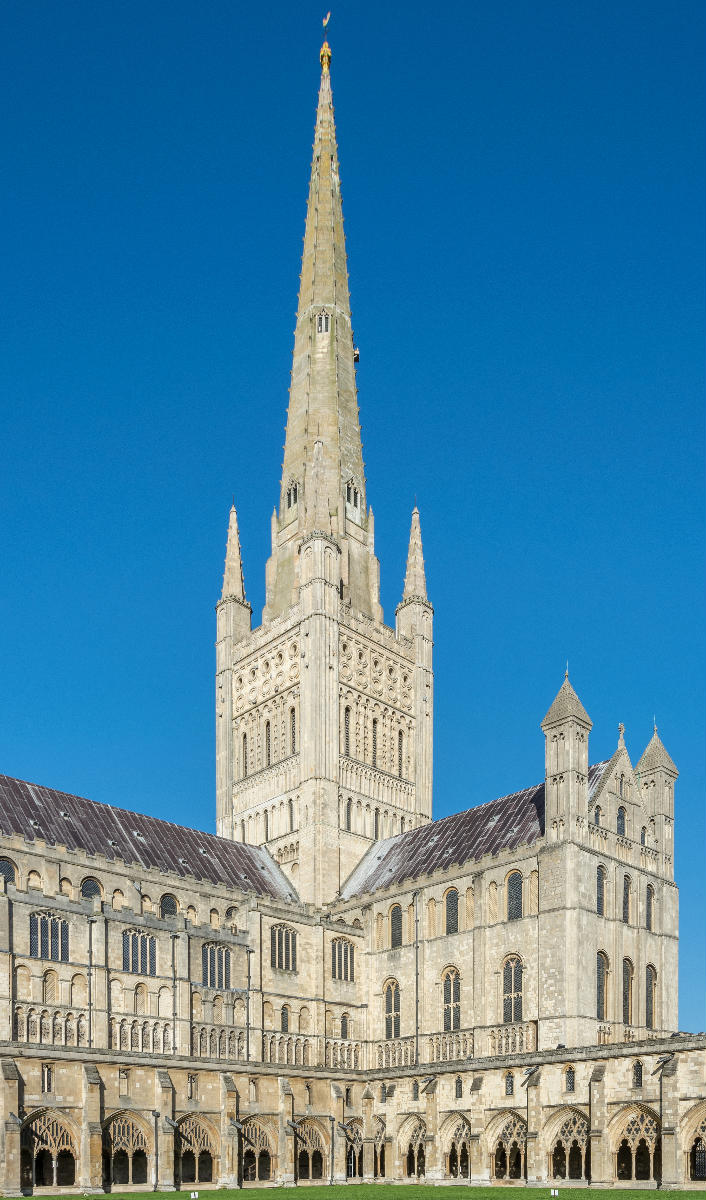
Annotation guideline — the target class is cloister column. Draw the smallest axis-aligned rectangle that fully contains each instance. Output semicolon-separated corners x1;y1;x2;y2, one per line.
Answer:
422;1078;441;1180
1;1060;22;1197
659;1058;680;1188
219;1071;239;1187
157;1070;176;1190
277;1080;295;1184
587;1065;609;1185
524;1069;543;1183
361;1086;375;1182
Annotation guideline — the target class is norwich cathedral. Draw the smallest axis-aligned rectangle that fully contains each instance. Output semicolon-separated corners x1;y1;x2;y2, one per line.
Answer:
1;36;704;1194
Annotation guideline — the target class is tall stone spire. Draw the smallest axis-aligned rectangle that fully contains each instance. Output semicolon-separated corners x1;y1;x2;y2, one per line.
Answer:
402;507;428;601
279;36;365;532
221;505;245;602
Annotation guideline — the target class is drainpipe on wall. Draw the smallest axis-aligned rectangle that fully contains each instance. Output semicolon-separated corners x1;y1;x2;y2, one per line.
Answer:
413;891;419;1066
152;1109;160;1191
87;918;95;1048
245;946;253;1062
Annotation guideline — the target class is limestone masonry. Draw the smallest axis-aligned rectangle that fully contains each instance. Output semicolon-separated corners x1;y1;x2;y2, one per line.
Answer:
1;37;704;1194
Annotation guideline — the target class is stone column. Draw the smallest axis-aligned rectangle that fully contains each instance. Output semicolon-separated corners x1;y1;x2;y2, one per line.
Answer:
588;1065;609;1185
422;1078;441;1180
81;1065;104;1192
524;1070;543;1183
277;1080;295;1184
658;1058;680;1188
361;1086;375;1182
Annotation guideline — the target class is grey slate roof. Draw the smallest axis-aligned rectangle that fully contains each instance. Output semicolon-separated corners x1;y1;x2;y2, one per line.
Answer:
0;775;296;902
339;761;610;900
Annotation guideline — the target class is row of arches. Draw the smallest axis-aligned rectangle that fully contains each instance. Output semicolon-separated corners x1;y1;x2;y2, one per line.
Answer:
596;950;658;1028
340;699;411;779
236;702;298;781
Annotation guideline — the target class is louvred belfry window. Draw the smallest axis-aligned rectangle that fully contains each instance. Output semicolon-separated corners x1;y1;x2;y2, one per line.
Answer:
502;956;522;1023
271;924;297;972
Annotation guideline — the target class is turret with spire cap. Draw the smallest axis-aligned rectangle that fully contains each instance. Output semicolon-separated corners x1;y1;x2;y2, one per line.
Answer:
221;504;246;603
215;503;252;838
396;507;434;822
541;670;592;838
636;722;678;878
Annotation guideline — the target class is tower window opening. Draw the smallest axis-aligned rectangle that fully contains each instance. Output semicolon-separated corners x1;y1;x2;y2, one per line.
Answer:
596;865;606;916
286;483;298;509
263;810;269;841
398;730;404;778
646;964;656;1030
344;706;351;757
317;312;330;333
596;951;609;1021
390;904;403;949
265;721;271;767
345;798;352;831
242;733;248;778
617;806;626;837
372;719;378;768
594;805;601;826
384;980;400;1039
622;958;633;1025
646;885;654;931
622;875;631;924
288;798;295;832
502;955;522;1024
290;707;297;754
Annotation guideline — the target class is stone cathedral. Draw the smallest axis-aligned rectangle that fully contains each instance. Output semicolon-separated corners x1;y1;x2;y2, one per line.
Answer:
1;37;704;1196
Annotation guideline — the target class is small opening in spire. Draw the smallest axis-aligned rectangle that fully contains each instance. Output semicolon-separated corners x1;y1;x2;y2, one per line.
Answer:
317;311;330;334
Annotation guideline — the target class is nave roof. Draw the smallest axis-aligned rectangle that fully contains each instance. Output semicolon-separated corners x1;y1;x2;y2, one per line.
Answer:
0;774;296;902
338;761;610;900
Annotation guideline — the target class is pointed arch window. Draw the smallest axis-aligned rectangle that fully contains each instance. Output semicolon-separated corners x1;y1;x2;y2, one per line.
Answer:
622;875;631;924
30;912;69;962
507;872;523;921
619;774;625;798
286;482;298;508
288;798;295;832
617;806;626;837
640;826;646;846
384;980;400;1039
594;805;602;826
317;311;330;334
345;798;352;832
622;958;634;1025
344;706;351;757
374;808;380;839
646;885;654;931
596;865;606;916
398;730;404;778
502;955;523;1024
265;722;271;767
632;1059;643;1088
263;810;269;841
442;967;460;1031
565;1066;575;1093
390;905;403;949
455;1075;463;1099
646;965;656;1030
445;889;459;935
596;951;609;1021
290;708;296;755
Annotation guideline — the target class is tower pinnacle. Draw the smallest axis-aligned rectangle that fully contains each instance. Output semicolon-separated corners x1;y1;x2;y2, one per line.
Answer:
221;505;246;602
402;507;428;601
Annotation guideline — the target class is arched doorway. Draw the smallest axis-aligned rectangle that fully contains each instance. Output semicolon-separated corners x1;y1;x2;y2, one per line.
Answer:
102;1113;151;1187
21;1112;77;1190
175;1116;217;1186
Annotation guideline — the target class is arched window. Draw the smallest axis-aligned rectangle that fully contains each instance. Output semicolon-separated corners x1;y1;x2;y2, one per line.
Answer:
596;952;609;1020
80;877;102;901
288;798;295;832
411;1080;419;1101
640;826;646;846
372;719;378;767
645;965;656;1030
242;733;248;778
442;967;460;1031
619;774;624;798
380;1083;387;1103
263;810;269;841
505;1072;514;1096
565;1066;575;1093
270;925;297;972
30;912;69;962
345;798;352;831
374;808;380;839
341;1013;349;1039
0;857;16;885
632;1060;643;1088
594;805;601;826
384;980;400;1039
622;875;631;924
622;959;633;1025
332;938;355;982
281;1005;289;1033
455;1075;463;1099
317;311;330;333
646;885;654;931
502;956;522;1023
344;707;351;757
160;894;178;919
617;806;626;837
390;905;402;949
202;943;231;989
596;865;606;916
398;730;404;778
122;930;157;976
265;722;271;767
507;872;523;921
290;708;296;754
445;889;459;935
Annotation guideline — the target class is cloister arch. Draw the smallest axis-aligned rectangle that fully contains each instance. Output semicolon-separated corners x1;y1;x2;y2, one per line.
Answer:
441;1113;472;1179
609;1104;661;1182
681;1100;706;1183
20;1109;78;1189
544;1107;590;1180
175;1114;218;1185
295;1118;328;1181
399;1115;426;1178
102;1111;152;1187
242;1119;275;1182
485;1110;527;1181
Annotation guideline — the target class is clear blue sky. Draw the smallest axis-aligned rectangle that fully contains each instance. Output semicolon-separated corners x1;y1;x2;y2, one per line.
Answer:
2;2;704;1030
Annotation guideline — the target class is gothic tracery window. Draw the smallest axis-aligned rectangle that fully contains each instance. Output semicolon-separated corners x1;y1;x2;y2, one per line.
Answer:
596;951;609;1021
442;967;460;1031
502;955;522;1024
384;980;400;1039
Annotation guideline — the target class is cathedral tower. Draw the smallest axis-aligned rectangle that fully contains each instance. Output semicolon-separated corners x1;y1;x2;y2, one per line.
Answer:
215;39;433;905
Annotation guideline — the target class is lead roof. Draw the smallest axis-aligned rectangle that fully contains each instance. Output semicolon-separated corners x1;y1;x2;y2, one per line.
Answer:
0;775;296;902
338;761;610;900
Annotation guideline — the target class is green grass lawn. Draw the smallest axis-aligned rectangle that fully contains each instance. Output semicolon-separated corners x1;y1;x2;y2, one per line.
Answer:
37;1188;695;1199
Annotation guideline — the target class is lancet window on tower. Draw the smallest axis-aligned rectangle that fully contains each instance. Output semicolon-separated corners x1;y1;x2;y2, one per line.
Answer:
646;965;657;1029
372;719;378;768
316;311;330;334
290;708;297;755
286;483;298;509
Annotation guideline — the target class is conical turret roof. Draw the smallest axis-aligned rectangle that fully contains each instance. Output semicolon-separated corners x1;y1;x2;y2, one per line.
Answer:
221;505;246;602
541;673;592;728
636;725;678;776
402;507;428;601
